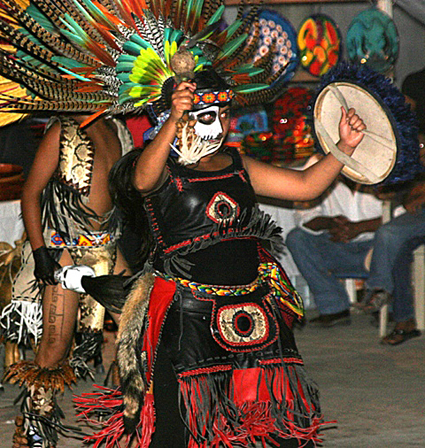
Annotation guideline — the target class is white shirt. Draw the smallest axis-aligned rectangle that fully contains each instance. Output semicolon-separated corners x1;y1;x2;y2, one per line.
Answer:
293;180;383;242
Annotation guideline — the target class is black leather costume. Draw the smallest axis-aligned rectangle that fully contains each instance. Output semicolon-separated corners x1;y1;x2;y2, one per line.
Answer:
139;148;323;447
146;147;275;284
83;148;324;448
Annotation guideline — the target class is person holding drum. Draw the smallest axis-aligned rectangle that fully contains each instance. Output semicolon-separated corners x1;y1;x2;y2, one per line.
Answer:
60;67;367;447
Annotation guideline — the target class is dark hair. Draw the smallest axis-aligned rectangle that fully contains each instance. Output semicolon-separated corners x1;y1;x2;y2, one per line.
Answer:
108;149;154;266
193;67;231;92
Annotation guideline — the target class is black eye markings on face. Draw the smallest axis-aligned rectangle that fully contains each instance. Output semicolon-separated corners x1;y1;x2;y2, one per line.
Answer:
198;111;217;125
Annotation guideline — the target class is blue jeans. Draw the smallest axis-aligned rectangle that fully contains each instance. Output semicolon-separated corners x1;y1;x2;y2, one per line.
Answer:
286;228;372;315
366;209;425;322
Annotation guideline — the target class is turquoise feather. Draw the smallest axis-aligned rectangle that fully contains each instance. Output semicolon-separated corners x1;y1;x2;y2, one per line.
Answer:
185;0;195;25
233;83;268;93
70;0;94;27
26;5;55;33
116;73;132;82
116;61;138;72
164;28;171;43
57;66;91;81
117;93;135;105
60;29;86;47
170;29;183;44
234;66;264;76
123;41;146;56
130;34;152;50
74;0;116;28
118;55;137;63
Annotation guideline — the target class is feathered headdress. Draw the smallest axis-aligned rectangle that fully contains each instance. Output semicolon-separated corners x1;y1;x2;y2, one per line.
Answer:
0;0;285;126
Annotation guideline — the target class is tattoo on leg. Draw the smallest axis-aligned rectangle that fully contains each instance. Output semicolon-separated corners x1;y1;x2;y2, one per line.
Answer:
47;286;66;344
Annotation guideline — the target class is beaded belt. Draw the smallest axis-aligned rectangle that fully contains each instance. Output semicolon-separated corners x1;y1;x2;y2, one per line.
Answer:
164;261;304;318
174;275;261;296
49;230;112;247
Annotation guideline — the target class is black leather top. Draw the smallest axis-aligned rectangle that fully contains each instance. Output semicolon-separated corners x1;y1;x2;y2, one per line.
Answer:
144;148;261;283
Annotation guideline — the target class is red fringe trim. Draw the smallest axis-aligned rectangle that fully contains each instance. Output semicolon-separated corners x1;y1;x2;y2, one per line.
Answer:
185;400;324;448
74;386;155;448
74;367;332;447
180;366;328;447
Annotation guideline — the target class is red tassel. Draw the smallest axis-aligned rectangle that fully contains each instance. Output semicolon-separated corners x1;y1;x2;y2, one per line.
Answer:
74;386;155;447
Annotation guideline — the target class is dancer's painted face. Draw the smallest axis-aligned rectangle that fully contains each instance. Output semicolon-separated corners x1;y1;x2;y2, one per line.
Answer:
190;105;230;143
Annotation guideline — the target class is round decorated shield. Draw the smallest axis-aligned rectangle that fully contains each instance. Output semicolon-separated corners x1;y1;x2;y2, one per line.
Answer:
297;14;342;77
247;9;299;88
347;7;399;73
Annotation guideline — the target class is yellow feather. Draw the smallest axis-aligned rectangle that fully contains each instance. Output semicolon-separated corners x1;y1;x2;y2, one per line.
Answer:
0;77;30;126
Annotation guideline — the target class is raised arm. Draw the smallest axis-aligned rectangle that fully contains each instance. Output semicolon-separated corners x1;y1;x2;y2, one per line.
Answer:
244;107;366;201
133;81;196;194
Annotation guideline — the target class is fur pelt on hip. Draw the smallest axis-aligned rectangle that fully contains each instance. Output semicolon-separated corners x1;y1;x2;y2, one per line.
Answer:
116;272;155;433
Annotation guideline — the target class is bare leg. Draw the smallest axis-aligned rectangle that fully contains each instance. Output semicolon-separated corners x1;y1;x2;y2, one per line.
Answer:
36;250;80;367
12;250;78;448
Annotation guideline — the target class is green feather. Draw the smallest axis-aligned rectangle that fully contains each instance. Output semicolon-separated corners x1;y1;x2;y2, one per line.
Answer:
70;0;94;26
129;86;160;99
26;5;55;33
223;20;243;39
117;73;132;82
164;28;171;44
233;83;268;94
60;14;85;38
116;61;136;72
190;47;202;56
218;34;247;59
76;0;115;27
191;0;204;25
60;29;86;47
118;82;139;94
207;5;225;25
195;56;210;66
185;0;195;24
170;29;183;44
118;93;135;105
234;66;264;76
134;93;160;107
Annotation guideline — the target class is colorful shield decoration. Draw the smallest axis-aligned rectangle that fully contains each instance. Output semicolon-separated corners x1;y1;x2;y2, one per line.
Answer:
297;14;342;77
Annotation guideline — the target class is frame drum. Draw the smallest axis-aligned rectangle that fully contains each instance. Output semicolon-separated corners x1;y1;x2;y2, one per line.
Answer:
314;81;398;184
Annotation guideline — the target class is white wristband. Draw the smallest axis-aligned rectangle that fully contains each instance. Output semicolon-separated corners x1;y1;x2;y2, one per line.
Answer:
54;265;96;293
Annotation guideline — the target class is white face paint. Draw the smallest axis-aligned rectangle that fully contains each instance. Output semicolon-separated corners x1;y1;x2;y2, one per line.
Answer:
190;105;223;142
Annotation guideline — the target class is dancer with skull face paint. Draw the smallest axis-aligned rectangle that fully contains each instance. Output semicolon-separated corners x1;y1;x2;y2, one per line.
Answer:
70;66;367;448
